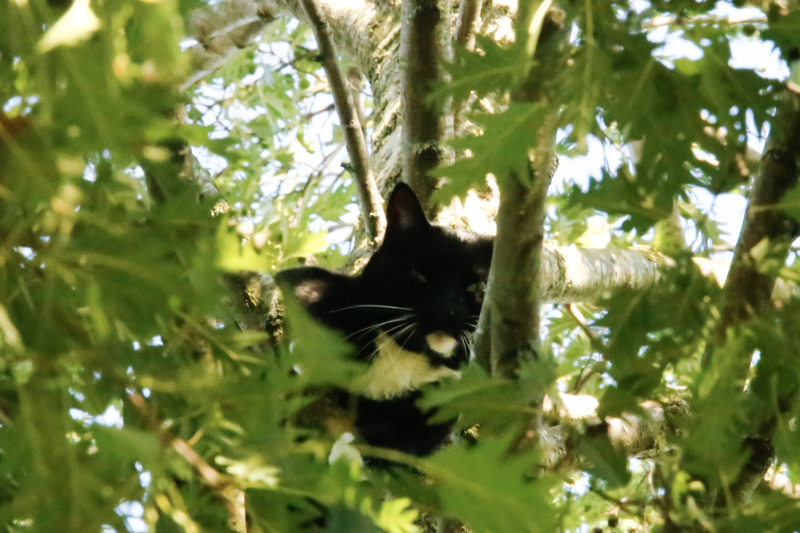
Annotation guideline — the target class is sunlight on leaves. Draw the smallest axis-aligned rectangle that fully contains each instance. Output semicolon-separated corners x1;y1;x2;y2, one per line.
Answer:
362;498;420;533
216;456;280;488
37;0;101;53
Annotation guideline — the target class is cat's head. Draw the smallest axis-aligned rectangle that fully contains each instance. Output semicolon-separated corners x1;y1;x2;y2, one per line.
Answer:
277;183;493;368
358;183;493;367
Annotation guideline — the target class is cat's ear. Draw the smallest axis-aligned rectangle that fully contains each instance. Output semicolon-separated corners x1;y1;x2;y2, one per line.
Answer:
275;267;352;307
386;182;430;232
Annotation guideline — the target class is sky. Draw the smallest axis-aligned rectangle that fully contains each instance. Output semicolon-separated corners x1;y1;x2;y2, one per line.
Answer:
553;2;788;253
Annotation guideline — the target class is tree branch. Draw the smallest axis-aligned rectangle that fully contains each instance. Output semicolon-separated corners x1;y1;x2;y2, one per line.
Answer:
484;2;563;378
541;245;669;302
400;0;442;209
455;0;483;47
539;395;690;476
694;93;800;507
184;0;382;92
706;94;800;376
489;137;556;378
472;244;669;369
301;0;386;242
125;390;247;533
183;0;279;91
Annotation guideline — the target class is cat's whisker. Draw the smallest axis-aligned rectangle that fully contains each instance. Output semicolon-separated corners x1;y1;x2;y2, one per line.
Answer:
343;314;416;342
328;304;414;313
388;322;416;345
361;320;412;354
458;331;471;353
455;332;465;354
396;323;418;354
395;322;418;346
369;322;416;360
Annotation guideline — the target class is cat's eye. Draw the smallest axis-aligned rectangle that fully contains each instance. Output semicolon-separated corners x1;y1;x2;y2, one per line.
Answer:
466;281;486;293
411;269;427;283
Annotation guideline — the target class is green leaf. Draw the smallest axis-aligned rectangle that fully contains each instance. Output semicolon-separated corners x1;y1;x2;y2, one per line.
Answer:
216;456;280;488
92;427;160;465
217;221;273;272
433;102;546;203
433;37;524;107
364;497;420;533
575;433;631;489
280;295;364;390
674;58;703;76
423;438;557;533
419;366;528;432
777;182;800;222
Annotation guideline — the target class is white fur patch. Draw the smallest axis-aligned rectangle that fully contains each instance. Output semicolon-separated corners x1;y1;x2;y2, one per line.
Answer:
425;331;458;357
353;331;461;400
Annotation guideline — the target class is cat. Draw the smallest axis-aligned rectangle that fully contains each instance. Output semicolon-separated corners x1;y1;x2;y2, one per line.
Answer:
276;183;492;456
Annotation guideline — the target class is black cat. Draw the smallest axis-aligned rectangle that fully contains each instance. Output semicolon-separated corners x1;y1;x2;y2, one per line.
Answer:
276;183;492;456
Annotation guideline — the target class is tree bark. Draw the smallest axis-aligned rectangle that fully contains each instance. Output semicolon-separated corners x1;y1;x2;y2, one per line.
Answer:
699;93;800;506
707;93;800;377
400;0;443;210
300;0;386;242
490;165;552;378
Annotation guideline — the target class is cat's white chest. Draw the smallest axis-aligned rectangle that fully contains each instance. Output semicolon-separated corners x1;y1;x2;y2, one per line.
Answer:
353;330;461;400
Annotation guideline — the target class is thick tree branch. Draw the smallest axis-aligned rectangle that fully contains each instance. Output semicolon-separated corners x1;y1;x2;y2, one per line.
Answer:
184;0;381;91
474;245;672;370
489;138;555;378
400;0;442;209
706;94;800;376
698;93;800;507
183;0;278;91
541;245;668;302
483;3;564;378
300;0;386;242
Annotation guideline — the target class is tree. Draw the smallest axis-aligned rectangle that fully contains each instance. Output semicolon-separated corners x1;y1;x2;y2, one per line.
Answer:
2;0;800;532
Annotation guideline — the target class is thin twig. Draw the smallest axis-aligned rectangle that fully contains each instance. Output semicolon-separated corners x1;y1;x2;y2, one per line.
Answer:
570;359;606;394
125;391;247;533
304;103;336;121
642;12;767;29
455;0;483;47
347;67;369;142
300;0;386;243
472;279;493;372
566;303;605;351
452;0;483;148
566;304;608;393
400;0;442;210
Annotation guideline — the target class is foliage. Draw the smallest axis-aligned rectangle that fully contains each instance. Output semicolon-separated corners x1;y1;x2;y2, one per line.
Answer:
3;0;800;532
